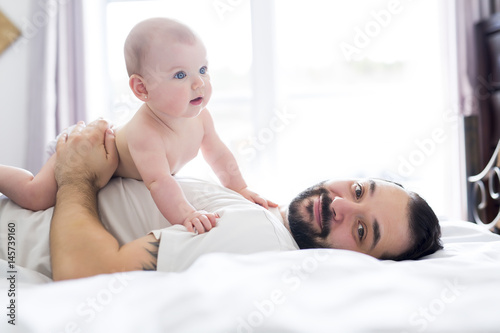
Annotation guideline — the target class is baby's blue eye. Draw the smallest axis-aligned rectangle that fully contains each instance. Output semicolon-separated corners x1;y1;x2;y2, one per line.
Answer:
174;71;186;79
199;66;207;75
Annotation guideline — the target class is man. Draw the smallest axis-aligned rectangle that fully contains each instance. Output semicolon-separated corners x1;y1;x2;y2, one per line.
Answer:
2;120;442;281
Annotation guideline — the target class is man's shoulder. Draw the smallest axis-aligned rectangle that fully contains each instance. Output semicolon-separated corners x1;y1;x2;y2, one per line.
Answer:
217;207;298;250
156;205;298;272
174;177;299;251
176;177;244;208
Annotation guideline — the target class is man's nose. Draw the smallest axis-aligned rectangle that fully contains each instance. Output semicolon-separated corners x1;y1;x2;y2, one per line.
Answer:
330;196;356;223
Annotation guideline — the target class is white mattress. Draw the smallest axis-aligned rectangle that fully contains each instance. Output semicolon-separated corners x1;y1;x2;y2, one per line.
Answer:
1;219;499;332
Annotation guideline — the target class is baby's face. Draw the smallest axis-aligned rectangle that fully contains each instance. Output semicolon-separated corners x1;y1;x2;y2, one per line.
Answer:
143;38;212;118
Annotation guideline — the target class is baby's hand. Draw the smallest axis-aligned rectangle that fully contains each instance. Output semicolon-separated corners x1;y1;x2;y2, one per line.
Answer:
182;210;219;234
237;187;278;210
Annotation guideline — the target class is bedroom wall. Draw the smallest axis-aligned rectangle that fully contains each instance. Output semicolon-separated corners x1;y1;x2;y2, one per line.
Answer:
0;1;32;168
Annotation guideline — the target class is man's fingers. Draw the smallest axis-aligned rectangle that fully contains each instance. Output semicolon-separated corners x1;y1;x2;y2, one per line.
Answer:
56;133;68;152
71;121;85;134
104;128;118;162
87;119;114;138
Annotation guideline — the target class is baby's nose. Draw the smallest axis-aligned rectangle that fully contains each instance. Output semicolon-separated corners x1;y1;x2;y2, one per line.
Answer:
192;76;205;89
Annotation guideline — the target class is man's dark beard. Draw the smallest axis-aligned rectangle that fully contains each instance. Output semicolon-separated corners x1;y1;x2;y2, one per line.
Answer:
288;182;333;249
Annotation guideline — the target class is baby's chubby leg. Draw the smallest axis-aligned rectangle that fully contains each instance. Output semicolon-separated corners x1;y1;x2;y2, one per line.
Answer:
0;124;82;210
0;154;57;211
0;122;99;210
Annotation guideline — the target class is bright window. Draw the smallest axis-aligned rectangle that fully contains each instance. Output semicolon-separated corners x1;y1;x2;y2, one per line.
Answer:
99;0;458;219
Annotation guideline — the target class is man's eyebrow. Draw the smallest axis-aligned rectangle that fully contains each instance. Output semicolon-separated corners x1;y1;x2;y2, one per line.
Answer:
369;179;376;196
371;220;381;250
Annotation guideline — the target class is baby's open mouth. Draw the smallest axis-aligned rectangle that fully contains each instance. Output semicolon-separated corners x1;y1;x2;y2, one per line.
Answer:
190;97;203;105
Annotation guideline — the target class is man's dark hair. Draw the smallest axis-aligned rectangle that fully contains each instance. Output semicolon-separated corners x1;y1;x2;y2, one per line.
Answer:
383;190;443;261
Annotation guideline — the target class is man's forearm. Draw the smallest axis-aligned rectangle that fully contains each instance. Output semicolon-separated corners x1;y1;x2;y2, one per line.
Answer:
50;182;160;280
50;120;159;280
50;183;120;280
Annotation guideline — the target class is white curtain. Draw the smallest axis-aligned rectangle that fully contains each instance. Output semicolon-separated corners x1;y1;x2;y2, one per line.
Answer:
25;0;87;173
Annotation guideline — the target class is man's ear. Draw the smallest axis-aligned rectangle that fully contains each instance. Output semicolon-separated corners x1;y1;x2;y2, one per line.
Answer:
129;74;149;102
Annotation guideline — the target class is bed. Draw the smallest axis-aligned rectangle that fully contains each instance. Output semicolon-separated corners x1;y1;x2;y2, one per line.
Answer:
0;220;499;332
1;149;500;333
1;182;500;333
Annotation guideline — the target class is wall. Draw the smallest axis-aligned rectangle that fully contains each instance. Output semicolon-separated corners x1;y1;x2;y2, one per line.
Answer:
0;1;32;168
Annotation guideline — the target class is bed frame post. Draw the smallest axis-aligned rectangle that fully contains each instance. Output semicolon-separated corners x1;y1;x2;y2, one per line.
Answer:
467;139;500;228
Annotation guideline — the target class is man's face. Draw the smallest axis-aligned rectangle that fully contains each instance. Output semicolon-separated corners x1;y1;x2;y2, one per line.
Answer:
287;179;411;259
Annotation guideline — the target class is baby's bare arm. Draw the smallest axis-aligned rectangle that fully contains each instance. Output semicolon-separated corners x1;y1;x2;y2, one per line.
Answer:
200;110;278;209
127;126;216;232
200;110;247;192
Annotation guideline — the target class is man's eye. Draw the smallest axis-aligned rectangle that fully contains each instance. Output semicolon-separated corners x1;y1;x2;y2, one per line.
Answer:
199;66;207;74
355;183;363;199
357;222;365;240
174;71;186;79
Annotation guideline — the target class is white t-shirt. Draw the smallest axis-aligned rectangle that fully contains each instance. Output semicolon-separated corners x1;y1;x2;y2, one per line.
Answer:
0;177;298;277
149;178;299;272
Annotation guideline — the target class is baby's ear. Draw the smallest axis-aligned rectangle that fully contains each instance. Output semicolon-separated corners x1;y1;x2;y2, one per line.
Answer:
129;74;149;102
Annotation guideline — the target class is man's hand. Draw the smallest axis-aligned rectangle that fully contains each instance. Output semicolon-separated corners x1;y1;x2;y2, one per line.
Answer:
237;187;278;210
55;119;118;191
50;119;147;281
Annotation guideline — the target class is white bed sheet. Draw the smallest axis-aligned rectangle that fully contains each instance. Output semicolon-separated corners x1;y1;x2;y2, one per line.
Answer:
1;220;499;333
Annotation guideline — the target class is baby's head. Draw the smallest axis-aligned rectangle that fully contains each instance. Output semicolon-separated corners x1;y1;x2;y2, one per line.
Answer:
124;18;197;78
124;18;211;118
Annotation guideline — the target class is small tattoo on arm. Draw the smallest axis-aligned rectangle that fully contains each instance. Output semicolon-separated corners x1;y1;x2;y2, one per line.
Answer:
142;241;159;271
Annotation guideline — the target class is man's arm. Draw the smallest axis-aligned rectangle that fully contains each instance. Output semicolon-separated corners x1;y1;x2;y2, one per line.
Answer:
50;120;159;281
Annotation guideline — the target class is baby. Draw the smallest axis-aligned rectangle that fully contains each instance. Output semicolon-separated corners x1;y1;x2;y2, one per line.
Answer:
0;17;275;233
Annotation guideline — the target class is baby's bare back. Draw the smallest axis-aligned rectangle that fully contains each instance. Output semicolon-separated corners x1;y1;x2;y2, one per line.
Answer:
114;125;142;180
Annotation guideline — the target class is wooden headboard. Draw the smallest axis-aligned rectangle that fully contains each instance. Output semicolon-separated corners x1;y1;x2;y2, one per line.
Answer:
475;12;500;168
468;139;500;228
466;13;500;226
